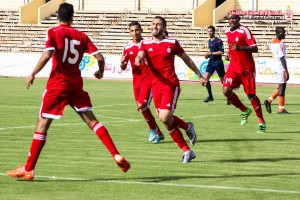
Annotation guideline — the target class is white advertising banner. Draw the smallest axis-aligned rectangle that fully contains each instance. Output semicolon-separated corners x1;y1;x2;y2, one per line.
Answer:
0;53;299;84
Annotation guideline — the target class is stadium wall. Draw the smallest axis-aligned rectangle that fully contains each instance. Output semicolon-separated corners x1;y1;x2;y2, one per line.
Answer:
1;53;300;84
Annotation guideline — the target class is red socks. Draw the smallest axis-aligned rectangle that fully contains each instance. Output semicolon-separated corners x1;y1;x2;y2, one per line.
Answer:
167;117;190;152
92;122;119;157
250;96;265;123
141;108;163;135
24;132;47;171
226;92;247;112
173;116;189;130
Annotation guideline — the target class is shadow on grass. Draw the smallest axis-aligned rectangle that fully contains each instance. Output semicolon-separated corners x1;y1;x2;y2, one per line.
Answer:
266;131;300;134
216;157;300;163
27;172;299;183
151;138;289;145
200;138;289;142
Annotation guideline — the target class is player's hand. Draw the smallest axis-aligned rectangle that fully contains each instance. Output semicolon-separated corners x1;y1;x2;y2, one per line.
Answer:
135;56;143;66
120;54;128;70
199;77;208;86
225;55;230;61
204;51;210;59
230;44;239;50
26;74;35;90
285;71;289;81
94;70;104;79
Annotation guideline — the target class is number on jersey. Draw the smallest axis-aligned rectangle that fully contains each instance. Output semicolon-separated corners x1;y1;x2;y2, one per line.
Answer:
62;38;80;64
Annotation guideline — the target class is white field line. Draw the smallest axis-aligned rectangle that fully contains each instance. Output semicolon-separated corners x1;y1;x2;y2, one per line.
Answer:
1;110;299;131
0;173;299;194
0;113;240;131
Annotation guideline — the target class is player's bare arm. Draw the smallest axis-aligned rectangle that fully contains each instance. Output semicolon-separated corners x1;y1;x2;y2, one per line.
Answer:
206;49;224;59
230;44;258;53
225;51;230;61
135;51;146;66
179;52;207;85
120;53;128;70
280;56;289;81
26;50;53;90
94;52;105;79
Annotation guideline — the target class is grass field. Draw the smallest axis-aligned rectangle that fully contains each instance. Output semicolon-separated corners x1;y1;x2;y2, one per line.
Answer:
0;77;299;200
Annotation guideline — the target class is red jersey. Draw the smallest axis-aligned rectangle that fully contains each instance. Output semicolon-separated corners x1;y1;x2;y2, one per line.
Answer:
225;25;256;73
138;37;184;88
45;24;99;90
122;40;151;88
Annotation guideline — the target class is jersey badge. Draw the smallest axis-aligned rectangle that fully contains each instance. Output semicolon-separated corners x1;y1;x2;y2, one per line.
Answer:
167;46;171;53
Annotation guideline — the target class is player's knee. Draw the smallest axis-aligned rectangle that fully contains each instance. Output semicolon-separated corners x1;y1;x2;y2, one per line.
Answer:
223;87;232;97
247;94;256;100
137;103;148;111
159;114;171;125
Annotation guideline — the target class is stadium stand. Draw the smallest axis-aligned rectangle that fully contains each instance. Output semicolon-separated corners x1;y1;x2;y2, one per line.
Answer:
0;9;300;58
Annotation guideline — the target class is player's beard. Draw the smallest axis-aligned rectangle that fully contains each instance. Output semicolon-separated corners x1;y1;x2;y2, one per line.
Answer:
151;28;163;37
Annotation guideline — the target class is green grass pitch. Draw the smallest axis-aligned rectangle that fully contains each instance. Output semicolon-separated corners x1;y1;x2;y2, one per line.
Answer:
0;77;299;200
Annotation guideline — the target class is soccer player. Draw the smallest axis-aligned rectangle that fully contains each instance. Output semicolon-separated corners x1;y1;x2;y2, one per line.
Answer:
203;25;228;104
6;3;130;180
120;21;164;143
223;14;266;133
135;16;207;163
264;27;290;114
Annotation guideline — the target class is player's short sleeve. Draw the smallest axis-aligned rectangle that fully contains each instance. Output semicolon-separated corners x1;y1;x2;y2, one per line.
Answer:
84;34;99;55
217;39;224;53
45;28;56;51
243;27;256;46
174;40;184;55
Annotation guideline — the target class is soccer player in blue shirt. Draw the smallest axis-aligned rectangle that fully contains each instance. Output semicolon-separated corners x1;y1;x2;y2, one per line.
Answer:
203;26;227;104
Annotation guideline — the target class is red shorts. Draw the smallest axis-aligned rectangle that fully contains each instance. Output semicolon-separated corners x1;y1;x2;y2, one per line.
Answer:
133;85;152;106
40;89;92;119
152;86;180;111
223;70;256;95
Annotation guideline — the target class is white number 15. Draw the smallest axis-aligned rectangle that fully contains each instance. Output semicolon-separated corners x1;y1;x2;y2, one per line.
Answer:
62;38;80;64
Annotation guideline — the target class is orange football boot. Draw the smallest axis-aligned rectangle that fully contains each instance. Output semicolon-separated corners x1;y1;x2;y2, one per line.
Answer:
114;154;130;172
6;166;34;180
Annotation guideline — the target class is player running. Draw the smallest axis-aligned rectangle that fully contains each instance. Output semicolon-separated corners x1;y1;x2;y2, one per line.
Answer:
135;16;207;163
6;3;130;180
120;21;164;143
223;14;266;133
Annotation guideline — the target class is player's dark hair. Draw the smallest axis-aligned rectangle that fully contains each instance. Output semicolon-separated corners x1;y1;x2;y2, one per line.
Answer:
129;21;142;29
154;16;167;28
207;26;215;32
275;27;285;34
57;3;74;23
164;30;168;36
